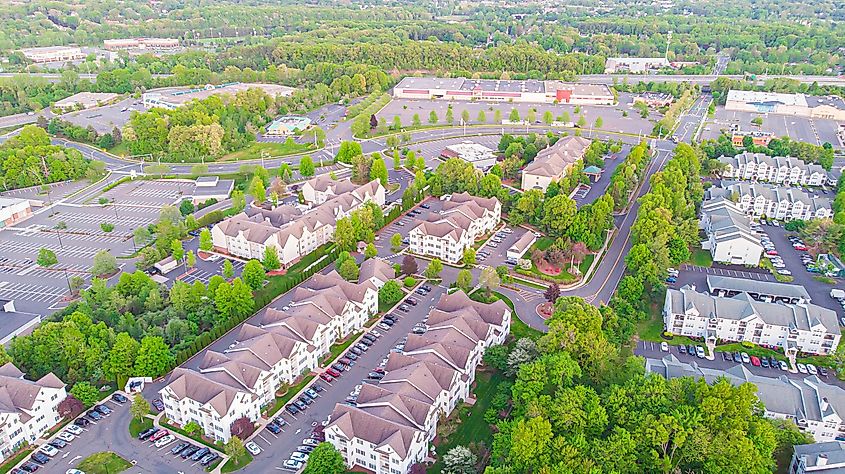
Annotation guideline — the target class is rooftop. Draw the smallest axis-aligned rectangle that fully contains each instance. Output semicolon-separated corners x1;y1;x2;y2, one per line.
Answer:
727;90;809;108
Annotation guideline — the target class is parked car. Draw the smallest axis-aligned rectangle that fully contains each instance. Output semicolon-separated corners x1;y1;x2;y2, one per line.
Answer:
291;452;308;462
293;399;307;410
65;425;83;435
152;399;165;411
19;462;39;473
345;352;359;361
319;372;334;382
200;453;219;466
761;358;770;368
171;442;189;455
138;427;159;441
305;389;319;399
111;393;128;403
312;384;324;393
326;368;341;377
283;460;304;471
733;352;742;363
285;404;300;415
246;442;262;456
687;344;695;356
155;435;176;448
149;429;169;442
368;372;385;380
86;410;102;421
741;352;751;364
378;323;392;331
73;418;90;427
821;367;829;376
779;361;789;371
181;445;200;459
750;356;761;366
95;404;111;416
722;352;732;361
39;445;58;457
267;422;282;434
350;346;363;355
297;445;316;454
47;440;66;449
678;345;687;354
382;318;395;326
797;363;808;374
191;447;210;462
57;432;75;442
303;438;321;447
31;452;50;464
807;364;819;376
695;346;705;358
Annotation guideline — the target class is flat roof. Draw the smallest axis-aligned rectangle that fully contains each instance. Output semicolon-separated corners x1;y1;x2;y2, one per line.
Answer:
0;308;40;345
726;90;809;108
145;83;295;106
706;275;811;301
20;46;81;54
395;77;465;90
460;78;545;93
395;76;613;98
54;92;118;107
0;197;29;209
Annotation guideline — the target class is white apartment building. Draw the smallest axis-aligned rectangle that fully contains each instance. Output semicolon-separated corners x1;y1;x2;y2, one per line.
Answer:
212;179;385;266
359;258;396;289
326;291;511;474
0;364;66;463
664;284;840;355
521;136;592;192
409;193;501;264
300;176;359;206
700;198;764;266
647;355;845;442
159;368;261;443
790;442;845;473
710;182;832;221
720;152;828;187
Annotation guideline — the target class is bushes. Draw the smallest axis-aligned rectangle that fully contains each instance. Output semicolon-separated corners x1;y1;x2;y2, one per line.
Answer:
197;209;226;227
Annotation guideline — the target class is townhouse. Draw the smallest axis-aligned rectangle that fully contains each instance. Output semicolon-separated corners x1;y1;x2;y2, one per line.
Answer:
700;198;764;266
647;354;845;442
161;271;379;442
664;283;840;355
159;368;260;443
212;179;385;266
409;193;501;264
300;175;360;206
708;182;832;221
359;258;396;289
0;363;66;463
521;136;592;192
790;442;845;473
719;152;828;187
326;291;511;474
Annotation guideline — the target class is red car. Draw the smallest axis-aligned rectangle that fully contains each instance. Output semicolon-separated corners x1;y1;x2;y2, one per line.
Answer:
326;368;342;378
319;372;334;382
750;356;761;367
766;250;778;255
149;429;169;442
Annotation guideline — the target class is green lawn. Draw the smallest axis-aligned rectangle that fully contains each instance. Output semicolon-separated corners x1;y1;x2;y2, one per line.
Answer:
0;447;34;474
469;290;543;340
129;416;153;437
428;371;507;473
221;453;253;473
160;417;221;451
267;375;316;417
533;237;554;251
75;452;132;474
515;263;577;283
635;290;667;342
689;249;713;267
221;141;313;162
578;254;595;274
108;141;130;157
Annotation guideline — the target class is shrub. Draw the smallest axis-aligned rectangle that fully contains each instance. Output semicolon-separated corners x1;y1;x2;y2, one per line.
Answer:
404;276;416;288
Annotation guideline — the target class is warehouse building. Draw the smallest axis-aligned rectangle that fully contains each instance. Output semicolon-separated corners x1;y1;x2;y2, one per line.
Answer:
53;92;119;111
103;38;180;50
725;90;845;121
143;83;295;110
393;77;615;105
440;142;497;170
19;46;85;63
604;57;671;74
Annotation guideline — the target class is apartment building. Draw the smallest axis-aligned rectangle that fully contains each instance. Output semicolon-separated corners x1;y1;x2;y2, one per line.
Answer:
358;258;396;289
647;355;845;442
719;152;828;187
700;198;764;266
300;176;360;206
521;136;592;192
0;364;66;463
664;283;840;355
159;368;260;443
790;442;845;473
326;291;511;474
709;182;832;221
408;193;501;264
212;179;385;266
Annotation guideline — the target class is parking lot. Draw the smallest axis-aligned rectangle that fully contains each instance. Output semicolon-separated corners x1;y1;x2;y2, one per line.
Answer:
701;106;842;147
15;391;213;474
378;93;659;137
99;179;194;208
60;97;142;134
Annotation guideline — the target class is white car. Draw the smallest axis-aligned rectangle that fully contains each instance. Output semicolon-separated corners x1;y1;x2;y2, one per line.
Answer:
245;441;262;456
660;342;669;352
797;363;808;374
807;364;819;376
40;445;59;457
66;470;85;474
777;269;792;276
57;432;75;442
503;227;513;233
283;460;303;471
154;434;175;448
291;452;308;462
779;361;788;371
65;425;83;435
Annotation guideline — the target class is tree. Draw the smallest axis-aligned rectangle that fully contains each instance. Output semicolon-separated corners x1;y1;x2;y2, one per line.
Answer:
378;280;403;306
455;269;473;292
184;421;202;436
263;246;281;271
179;199;195;216
509;108;520;122
133;226;151;246
424;258;443;279
107;332;139;381
543;110;554;125
370;156;389;186
446;107;454;125
542;195;577;237
58;396;84;419
479;266;501;297
429;110;438;124
249;175;266;205
70;382;100;408
91;250;118;277
577;115;587;128
401;255;418;275
69;276;85;296
477;110;487;123
391;233;403;251
134;336;174;377
463;247;477;266
334;217;357;252
230;417;256;440
37;248;57;267
527;108;537;123
412;113;421;127
544;283;560;303
171;239;184;262
130;393;150;420
242;259;266;290
393;151;401;170
224;436;246;465
232;190;246;212
364;243;378;259
300;155;315;177
186;250;196;269
199;228;213;252
594;116;603;129
461;109;470;124
223;259;235;280
304;442;346;474
338;258;360;281
443;446;477;474
494;109;502;123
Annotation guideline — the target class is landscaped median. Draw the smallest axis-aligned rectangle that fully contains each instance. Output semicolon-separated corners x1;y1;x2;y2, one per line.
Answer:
75;452;132;474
